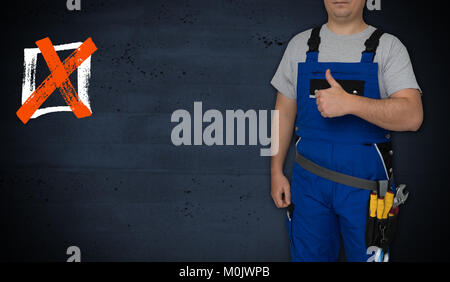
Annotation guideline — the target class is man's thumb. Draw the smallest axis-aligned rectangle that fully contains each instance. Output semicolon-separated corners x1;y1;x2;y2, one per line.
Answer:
326;69;339;87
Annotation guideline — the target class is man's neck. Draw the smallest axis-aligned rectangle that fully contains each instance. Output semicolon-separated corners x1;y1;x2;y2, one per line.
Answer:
326;19;368;35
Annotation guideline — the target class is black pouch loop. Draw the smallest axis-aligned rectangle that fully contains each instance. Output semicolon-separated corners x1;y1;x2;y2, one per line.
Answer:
378;219;389;251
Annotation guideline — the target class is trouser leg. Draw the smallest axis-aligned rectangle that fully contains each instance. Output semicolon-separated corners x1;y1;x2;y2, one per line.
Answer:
335;184;371;262
288;163;340;262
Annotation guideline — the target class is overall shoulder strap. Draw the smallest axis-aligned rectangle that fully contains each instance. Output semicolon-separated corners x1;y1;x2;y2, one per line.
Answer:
306;26;322;62
361;28;385;63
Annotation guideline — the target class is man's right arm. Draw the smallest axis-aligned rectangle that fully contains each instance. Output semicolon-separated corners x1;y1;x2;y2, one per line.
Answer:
270;92;297;208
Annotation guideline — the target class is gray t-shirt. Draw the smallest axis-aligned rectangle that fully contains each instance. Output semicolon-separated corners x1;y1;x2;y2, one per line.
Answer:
271;24;421;100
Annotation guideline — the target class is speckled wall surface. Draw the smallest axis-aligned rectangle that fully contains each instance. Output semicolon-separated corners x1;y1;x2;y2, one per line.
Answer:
0;0;448;261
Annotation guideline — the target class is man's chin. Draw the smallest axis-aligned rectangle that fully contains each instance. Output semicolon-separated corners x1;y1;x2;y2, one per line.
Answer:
332;11;353;19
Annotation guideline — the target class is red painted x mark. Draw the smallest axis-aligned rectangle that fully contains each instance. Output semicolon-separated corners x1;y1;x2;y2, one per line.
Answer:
17;37;98;124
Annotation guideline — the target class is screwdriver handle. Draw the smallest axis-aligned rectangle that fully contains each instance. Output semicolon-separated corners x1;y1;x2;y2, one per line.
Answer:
382;191;394;219
369;192;378;218
377;197;384;220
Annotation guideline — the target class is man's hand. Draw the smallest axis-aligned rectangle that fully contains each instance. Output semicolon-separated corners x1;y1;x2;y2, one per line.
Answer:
315;69;353;118
271;172;291;208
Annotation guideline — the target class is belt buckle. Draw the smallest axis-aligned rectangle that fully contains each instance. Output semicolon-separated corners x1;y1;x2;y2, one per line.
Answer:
376;180;389;197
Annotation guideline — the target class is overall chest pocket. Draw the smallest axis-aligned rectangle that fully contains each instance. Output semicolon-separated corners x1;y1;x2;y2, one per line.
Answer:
309;79;365;98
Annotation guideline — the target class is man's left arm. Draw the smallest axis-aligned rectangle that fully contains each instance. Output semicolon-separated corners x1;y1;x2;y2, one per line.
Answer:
315;69;423;132
347;87;423;131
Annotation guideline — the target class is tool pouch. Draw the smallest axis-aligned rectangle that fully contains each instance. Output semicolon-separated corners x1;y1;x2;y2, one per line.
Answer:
377;213;399;252
365;211;377;247
385;210;399;246
365;141;397;250
365;196;400;251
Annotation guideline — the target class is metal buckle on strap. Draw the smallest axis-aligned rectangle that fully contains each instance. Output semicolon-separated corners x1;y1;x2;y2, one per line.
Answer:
376;180;389;197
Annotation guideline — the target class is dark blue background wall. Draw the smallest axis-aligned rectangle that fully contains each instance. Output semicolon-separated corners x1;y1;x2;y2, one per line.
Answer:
1;0;448;261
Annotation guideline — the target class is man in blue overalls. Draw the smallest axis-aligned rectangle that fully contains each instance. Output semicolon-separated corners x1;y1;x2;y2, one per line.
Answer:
270;0;423;262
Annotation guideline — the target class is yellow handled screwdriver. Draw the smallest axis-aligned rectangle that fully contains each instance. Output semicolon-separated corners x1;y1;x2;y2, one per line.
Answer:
376;196;384;220
369;192;378;218
382;191;394;219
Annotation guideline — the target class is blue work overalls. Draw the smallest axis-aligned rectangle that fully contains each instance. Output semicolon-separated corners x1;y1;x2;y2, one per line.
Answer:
287;27;394;262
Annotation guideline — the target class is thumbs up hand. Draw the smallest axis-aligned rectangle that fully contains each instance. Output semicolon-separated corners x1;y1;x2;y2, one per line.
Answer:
315;69;354;118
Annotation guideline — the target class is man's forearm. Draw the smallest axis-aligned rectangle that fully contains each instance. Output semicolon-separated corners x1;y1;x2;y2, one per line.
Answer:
271;114;294;175
347;89;423;132
271;94;297;175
